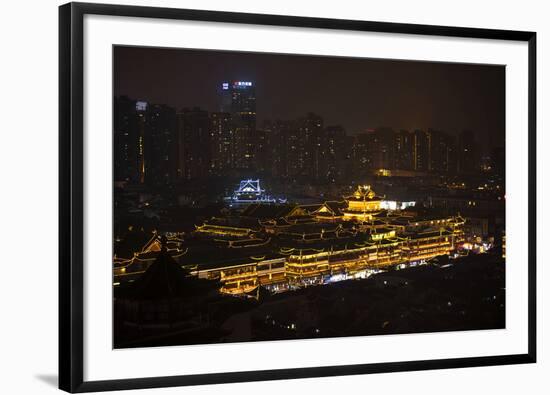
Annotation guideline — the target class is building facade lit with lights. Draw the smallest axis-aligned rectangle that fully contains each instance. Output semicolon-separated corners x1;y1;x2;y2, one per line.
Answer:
114;185;466;296
221;81;256;170
341;185;382;221
224;179;287;205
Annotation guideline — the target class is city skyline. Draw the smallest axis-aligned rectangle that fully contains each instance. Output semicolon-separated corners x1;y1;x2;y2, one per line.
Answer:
114;92;497;186
114;46;505;151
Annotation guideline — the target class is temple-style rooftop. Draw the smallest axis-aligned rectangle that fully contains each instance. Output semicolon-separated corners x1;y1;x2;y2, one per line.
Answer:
346;184;383;202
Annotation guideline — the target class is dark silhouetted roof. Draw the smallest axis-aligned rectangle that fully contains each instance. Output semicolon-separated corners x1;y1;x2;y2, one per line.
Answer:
241;204;295;219
124;249;218;300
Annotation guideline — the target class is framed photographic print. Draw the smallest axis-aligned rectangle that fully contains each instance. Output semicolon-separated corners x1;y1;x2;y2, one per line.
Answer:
59;2;537;392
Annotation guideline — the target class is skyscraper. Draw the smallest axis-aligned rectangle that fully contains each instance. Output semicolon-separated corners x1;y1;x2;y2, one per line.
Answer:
352;128;394;175
177;108;210;180
220;81;256;170
285;120;306;179
352;131;375;176
372;127;395;170
413;129;429;172
325;125;346;183
113;97;177;185
299;113;325;180
394;129;413;170
458;130;479;175
135;101;147;184
263;120;291;179
114;96;140;183
427;129;456;174
145;103;177;185
210;112;233;174
254;128;268;174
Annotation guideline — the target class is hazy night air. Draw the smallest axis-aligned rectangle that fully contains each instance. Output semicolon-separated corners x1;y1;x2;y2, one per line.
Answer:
114;46;504;152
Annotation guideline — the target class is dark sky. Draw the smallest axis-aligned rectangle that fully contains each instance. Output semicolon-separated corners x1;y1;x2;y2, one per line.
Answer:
114;45;505;150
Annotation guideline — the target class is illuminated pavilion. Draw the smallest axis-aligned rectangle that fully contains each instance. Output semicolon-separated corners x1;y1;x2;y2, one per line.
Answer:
225;179;286;205
342;185;383;221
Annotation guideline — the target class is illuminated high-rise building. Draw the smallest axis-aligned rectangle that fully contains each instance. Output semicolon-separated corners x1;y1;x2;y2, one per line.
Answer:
413;129;429;172
220;81;256;170
210;112;233;174
145;103;177;184
352;131;375;176
299;113;325;180
177;108;210;180
284;120;305;179
325;125;346;183
427;129;456;174
266;114;326;181
135;100;148;184
352;128;394;175
255;128;268;174
394;129;413;170
113;97;177;185
263;120;292;179
114;96;140;183
372;127;395;170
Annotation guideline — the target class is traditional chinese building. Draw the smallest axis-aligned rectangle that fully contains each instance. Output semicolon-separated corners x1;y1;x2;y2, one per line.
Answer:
114;184;467;297
342;185;383;221
224;179;286;205
114;237;220;330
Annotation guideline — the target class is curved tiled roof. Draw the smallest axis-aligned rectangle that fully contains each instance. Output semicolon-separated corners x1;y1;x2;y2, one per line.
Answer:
122;249;217;300
345;185;383;202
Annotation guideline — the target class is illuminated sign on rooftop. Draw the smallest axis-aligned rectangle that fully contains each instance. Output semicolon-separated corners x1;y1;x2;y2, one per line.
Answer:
234;81;252;87
135;101;148;111
222;81;252;89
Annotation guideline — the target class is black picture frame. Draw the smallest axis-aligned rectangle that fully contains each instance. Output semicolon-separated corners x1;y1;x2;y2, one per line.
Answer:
59;2;537;393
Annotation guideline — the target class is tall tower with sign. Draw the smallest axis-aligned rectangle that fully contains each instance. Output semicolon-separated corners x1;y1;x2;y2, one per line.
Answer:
220;81;256;171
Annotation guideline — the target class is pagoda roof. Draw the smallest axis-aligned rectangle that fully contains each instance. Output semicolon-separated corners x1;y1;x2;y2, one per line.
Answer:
406;228;454;239
241;203;295;219
296;203;325;214
369;227;396;234
304;201;347;217
203;216;261;230
235;179;264;194
324;200;347;215
278;222;342;235
366;219;391;226
345;185;383;202
121;250;217;300
280;232;374;253
178;241;282;271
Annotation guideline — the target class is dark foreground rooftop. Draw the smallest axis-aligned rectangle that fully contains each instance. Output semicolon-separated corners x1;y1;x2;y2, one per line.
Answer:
114;252;505;348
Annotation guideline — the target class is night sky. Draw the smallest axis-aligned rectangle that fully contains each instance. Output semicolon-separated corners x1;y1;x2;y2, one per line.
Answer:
114;46;505;150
